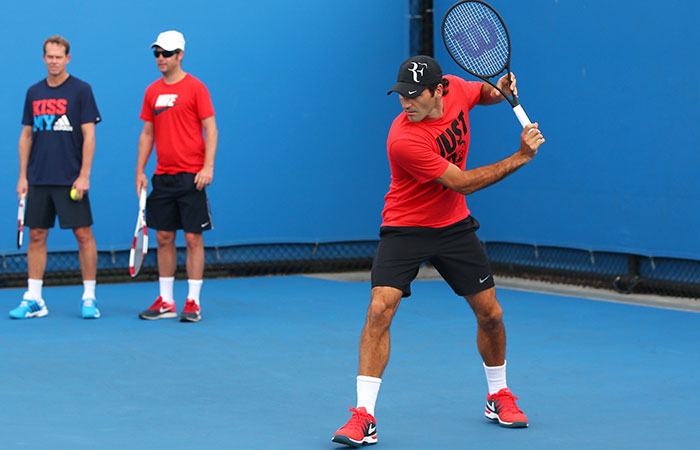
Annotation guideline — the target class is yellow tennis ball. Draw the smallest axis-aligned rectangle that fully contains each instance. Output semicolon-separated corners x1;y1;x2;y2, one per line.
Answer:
70;188;80;201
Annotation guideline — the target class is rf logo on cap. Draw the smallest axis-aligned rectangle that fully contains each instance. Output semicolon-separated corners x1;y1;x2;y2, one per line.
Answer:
407;62;428;82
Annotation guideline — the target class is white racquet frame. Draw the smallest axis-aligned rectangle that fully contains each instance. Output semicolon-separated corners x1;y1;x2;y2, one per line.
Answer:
129;188;149;277
17;193;26;249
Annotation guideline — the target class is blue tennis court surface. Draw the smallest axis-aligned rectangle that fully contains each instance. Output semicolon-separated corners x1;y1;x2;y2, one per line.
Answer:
2;275;699;449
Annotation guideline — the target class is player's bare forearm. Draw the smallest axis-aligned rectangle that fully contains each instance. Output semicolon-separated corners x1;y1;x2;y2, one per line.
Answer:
135;122;155;194
202;131;217;173
449;153;530;195
17;126;32;197
202;116;218;170
435;123;544;195
195;116;218;190
72;123;95;194
78;122;96;178
136;137;153;173
18;126;32;177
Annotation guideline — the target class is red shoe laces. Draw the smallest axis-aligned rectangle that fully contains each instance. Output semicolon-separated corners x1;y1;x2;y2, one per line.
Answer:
345;406;371;430
494;391;523;414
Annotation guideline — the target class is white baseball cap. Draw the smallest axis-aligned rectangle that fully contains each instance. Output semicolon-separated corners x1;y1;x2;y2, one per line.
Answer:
151;30;185;51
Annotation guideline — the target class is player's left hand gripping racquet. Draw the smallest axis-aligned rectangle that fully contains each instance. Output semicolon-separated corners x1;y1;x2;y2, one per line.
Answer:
17;193;26;249
129;188;148;277
442;0;531;127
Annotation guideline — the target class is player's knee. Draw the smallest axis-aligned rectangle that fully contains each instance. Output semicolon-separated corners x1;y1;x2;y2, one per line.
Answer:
477;304;503;331
156;231;175;246
184;232;203;249
73;226;94;245
366;301;394;329
29;228;48;243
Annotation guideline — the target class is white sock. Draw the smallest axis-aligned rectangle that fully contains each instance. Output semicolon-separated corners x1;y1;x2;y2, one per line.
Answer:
28;278;43;301
82;280;96;300
484;361;508;395
187;279;203;305
356;375;382;416
159;277;175;303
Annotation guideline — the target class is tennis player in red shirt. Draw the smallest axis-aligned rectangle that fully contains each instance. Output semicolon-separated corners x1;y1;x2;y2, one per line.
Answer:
332;55;545;447
135;30;218;323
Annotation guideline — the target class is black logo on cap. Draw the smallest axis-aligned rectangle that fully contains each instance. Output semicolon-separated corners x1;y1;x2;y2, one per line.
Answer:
407;62;428;82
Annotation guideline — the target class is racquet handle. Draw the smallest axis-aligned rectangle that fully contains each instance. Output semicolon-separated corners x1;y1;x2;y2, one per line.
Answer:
18;193;26;220
512;104;532;128
139;188;147;210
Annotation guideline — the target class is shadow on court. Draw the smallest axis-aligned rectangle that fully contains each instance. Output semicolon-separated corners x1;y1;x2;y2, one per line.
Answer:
1;276;698;449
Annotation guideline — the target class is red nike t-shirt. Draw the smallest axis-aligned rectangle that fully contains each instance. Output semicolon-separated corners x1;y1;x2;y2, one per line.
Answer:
382;75;482;227
140;74;215;174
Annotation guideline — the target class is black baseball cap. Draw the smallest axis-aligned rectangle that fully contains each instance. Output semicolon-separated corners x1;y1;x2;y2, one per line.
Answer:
387;55;443;98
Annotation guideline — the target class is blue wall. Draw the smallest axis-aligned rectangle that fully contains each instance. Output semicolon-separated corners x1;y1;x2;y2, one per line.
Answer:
1;1;698;261
0;0;407;253
434;0;700;259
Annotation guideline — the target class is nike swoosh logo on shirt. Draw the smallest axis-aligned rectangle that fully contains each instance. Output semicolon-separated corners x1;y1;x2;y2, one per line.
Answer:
153;105;177;116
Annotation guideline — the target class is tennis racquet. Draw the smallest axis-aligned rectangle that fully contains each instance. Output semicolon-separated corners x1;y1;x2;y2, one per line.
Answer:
442;0;531;127
17;193;26;249
129;188;148;278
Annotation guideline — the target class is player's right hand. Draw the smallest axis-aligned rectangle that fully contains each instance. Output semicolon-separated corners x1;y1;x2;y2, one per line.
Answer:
135;172;148;196
16;177;28;200
519;123;545;160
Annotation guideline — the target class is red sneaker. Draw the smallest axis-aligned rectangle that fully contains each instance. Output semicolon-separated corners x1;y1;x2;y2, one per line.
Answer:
485;388;528;428
179;299;201;322
332;406;377;447
138;296;177;320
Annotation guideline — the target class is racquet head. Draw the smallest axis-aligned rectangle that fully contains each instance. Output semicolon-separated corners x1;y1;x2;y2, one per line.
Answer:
129;188;148;278
442;0;511;79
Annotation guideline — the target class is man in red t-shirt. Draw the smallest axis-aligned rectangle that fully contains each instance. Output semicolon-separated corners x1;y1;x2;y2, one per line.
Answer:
332;56;545;447
135;30;218;323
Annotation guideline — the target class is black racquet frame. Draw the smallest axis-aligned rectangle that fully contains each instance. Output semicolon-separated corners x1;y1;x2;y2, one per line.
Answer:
441;0;531;127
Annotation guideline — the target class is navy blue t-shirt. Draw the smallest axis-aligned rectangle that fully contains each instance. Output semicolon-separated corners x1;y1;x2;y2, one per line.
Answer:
22;75;101;185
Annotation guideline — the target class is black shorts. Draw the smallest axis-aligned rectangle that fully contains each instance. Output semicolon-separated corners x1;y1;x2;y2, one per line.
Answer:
25;185;93;229
371;216;495;297
147;173;213;233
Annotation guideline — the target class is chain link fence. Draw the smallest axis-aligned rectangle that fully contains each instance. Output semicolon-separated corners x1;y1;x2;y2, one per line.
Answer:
1;241;698;299
485;242;700;299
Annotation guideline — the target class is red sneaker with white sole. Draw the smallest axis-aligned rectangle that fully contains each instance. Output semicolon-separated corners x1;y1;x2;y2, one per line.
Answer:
485;388;528;428
332;406;377;447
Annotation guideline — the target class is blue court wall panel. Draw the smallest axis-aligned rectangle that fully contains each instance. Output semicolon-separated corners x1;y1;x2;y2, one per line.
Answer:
2;1;698;263
0;0;407;252
434;0;700;260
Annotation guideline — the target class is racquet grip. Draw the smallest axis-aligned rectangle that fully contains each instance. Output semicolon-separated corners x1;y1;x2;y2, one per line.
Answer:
512;104;532;128
139;188;147;210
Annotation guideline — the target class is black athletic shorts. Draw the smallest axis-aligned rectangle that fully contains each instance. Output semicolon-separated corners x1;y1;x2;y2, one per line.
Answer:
371;216;495;297
147;173;213;233
25;185;93;229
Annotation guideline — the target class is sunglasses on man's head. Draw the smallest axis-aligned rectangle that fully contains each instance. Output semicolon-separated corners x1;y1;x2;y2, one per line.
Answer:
153;49;179;58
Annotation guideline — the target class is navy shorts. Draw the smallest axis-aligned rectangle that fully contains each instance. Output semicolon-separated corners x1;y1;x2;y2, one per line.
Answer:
147;173;213;233
25;185;93;229
371;216;495;297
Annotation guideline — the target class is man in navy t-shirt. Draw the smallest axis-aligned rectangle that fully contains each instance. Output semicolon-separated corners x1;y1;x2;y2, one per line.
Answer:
10;35;102;320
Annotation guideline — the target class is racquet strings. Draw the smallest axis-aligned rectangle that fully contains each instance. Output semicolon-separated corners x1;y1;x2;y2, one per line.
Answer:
443;1;509;77
132;227;145;274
